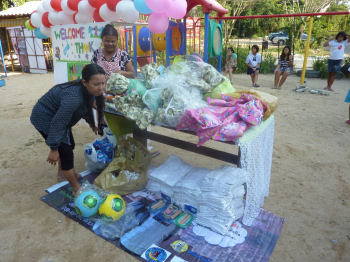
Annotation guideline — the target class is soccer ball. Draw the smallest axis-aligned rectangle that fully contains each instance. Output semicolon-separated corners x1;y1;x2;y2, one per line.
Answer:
74;190;102;218
98;194;126;221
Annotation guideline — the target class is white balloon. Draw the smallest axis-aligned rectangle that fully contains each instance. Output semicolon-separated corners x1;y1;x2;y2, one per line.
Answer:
57;11;75;24
48;11;60;25
78;0;94;16
31;12;43;28
42;0;51;11
61;0;76;14
100;3;120;22
116;0;139;23
75;12;94;23
40;26;52;37
37;3;46;14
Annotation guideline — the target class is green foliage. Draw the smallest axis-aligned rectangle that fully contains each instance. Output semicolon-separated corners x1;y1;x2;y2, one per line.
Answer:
260;52;277;74
312;57;328;78
0;0;26;11
343;57;350;65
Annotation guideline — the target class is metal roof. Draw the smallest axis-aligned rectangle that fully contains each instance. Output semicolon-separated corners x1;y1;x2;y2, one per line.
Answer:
0;1;40;18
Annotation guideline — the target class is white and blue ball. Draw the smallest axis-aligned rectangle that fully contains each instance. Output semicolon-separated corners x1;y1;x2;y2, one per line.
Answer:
74;190;102;218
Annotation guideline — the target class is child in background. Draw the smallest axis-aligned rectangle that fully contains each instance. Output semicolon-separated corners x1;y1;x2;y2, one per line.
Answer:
274;46;293;89
224;47;237;83
323;31;350;91
246;45;261;87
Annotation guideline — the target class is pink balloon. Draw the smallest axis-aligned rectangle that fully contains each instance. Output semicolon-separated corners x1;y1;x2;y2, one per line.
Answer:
148;13;168;34
166;0;187;19
145;0;169;13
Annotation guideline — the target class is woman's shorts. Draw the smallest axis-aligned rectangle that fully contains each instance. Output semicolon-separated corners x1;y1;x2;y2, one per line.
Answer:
276;66;292;74
247;67;260;75
38;130;75;171
328;59;342;73
345;89;350;103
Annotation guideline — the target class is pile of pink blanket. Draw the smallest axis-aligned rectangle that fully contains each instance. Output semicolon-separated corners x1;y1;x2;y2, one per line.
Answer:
176;94;264;146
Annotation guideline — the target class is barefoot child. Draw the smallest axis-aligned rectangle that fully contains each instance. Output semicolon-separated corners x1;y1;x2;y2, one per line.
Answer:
224;47;237;83
30;64;106;194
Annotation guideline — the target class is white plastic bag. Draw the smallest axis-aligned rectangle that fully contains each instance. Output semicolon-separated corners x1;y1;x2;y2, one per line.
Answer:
84;128;117;173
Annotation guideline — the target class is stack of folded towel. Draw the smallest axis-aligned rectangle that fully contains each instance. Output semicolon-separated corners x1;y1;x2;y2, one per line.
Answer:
147;155;247;235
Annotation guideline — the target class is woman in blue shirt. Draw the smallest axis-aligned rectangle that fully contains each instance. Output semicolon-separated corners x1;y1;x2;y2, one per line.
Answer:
30;64;106;194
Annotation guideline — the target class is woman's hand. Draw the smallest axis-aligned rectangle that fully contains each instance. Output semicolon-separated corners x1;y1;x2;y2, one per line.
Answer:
47;150;59;165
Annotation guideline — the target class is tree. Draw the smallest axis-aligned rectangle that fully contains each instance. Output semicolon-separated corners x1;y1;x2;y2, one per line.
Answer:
0;0;26;11
219;0;255;46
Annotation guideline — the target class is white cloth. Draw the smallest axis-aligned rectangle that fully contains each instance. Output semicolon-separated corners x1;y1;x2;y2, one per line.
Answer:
238;116;275;226
147;155;247;234
146;155;192;197
192;221;248;247
329;40;349;60
246;53;262;67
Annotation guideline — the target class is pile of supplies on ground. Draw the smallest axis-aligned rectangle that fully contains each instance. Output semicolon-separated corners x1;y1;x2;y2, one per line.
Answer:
147;155;247;235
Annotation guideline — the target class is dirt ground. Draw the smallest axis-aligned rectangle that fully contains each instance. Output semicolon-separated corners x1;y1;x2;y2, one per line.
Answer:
0;72;349;262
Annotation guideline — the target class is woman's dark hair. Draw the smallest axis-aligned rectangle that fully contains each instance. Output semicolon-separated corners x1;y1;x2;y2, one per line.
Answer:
252;45;259;53
335;31;347;41
101;24;119;39
228;47;234;53
280;46;291;61
81;64;106;135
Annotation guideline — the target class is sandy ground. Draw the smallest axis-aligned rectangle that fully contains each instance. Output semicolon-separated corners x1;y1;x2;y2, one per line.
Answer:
0;72;349;262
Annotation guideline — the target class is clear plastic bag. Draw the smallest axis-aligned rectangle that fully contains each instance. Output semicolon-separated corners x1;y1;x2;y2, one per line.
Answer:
107;73;130;95
142;88;164;114
84;131;116;173
92;200;149;240
141;64;160;89
120;216;177;255
127;79;147;97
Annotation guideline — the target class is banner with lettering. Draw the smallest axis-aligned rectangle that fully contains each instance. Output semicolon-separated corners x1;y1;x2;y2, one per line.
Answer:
52;22;106;62
51;22;107;84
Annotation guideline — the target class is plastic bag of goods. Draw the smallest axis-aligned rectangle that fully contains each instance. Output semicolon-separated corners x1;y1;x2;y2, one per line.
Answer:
107;73;130;95
84;137;115;173
94;137;151;195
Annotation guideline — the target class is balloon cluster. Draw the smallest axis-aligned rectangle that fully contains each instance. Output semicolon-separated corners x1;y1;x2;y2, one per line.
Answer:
26;0;187;39
27;0;140;38
134;0;187;33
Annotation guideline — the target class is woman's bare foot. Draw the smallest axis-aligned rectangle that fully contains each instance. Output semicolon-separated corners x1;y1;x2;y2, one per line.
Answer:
57;171;82;182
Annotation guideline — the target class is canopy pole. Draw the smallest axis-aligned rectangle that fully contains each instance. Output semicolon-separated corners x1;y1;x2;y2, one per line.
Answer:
217;18;223;72
132;26;138;77
204;12;209;62
5;31;14;72
300;17;314;85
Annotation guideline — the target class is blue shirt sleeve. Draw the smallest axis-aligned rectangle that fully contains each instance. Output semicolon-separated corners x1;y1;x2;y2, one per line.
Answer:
46;91;81;150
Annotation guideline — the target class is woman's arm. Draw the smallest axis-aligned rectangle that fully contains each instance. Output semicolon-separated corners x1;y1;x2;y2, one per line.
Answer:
288;55;293;66
46;94;80;150
118;61;135;78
